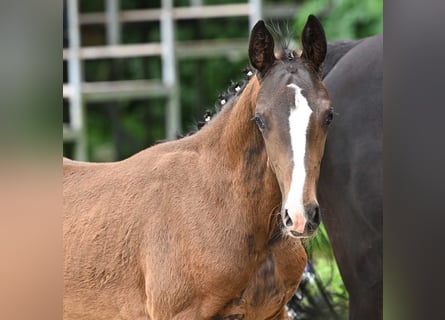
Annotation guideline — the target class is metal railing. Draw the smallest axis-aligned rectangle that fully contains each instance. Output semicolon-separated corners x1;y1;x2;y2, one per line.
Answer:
63;0;298;160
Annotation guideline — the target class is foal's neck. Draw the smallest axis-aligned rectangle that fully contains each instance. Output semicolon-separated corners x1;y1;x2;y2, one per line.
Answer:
204;78;262;166
197;77;282;242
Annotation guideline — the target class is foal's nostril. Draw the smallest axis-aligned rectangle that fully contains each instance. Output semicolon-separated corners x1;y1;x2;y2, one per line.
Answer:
309;205;321;226
284;209;293;227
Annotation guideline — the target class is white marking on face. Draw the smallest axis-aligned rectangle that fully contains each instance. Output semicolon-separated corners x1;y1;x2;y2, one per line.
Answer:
284;84;313;233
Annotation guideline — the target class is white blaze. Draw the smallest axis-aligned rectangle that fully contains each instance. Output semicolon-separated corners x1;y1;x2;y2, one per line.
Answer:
285;84;313;233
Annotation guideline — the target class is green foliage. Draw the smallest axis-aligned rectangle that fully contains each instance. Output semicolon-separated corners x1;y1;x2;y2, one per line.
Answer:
295;0;383;40
303;223;334;260
315;257;349;317
302;224;349;318
298;256;349;319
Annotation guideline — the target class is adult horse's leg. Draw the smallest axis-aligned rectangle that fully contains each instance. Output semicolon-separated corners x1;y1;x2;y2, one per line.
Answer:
319;34;383;320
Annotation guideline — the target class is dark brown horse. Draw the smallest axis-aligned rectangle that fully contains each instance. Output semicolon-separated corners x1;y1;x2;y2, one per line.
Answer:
285;35;382;320
64;15;331;319
318;34;383;320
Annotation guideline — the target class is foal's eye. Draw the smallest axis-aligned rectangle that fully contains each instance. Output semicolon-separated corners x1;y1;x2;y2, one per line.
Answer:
325;108;334;126
252;114;266;131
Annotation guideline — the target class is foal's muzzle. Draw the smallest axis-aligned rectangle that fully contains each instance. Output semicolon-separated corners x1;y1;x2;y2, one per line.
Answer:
282;203;321;237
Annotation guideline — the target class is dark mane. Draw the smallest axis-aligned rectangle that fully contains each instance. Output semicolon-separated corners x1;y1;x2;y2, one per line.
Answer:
175;67;254;139
193;67;254;132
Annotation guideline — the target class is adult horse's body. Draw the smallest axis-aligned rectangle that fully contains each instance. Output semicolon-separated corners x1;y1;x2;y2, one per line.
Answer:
64;16;332;320
318;34;383;320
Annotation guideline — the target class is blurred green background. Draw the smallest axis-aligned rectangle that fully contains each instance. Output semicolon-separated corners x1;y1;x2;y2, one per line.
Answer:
63;0;382;162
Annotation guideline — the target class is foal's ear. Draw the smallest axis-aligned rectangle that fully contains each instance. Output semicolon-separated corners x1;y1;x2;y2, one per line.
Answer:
248;20;275;77
300;15;327;75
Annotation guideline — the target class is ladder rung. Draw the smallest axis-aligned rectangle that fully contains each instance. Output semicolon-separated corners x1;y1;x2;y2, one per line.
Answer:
177;39;247;60
79;4;250;24
63;125;80;142
63;39;247;61
63;43;162;60
63;84;72;99
63;80;171;102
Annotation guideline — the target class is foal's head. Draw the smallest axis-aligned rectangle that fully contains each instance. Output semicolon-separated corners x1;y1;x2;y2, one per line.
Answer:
249;15;331;237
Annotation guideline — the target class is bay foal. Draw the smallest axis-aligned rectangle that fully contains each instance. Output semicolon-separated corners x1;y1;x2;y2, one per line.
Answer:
64;15;331;319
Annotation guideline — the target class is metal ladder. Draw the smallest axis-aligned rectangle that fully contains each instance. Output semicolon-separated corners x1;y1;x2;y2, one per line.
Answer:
63;0;298;160
64;0;185;160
